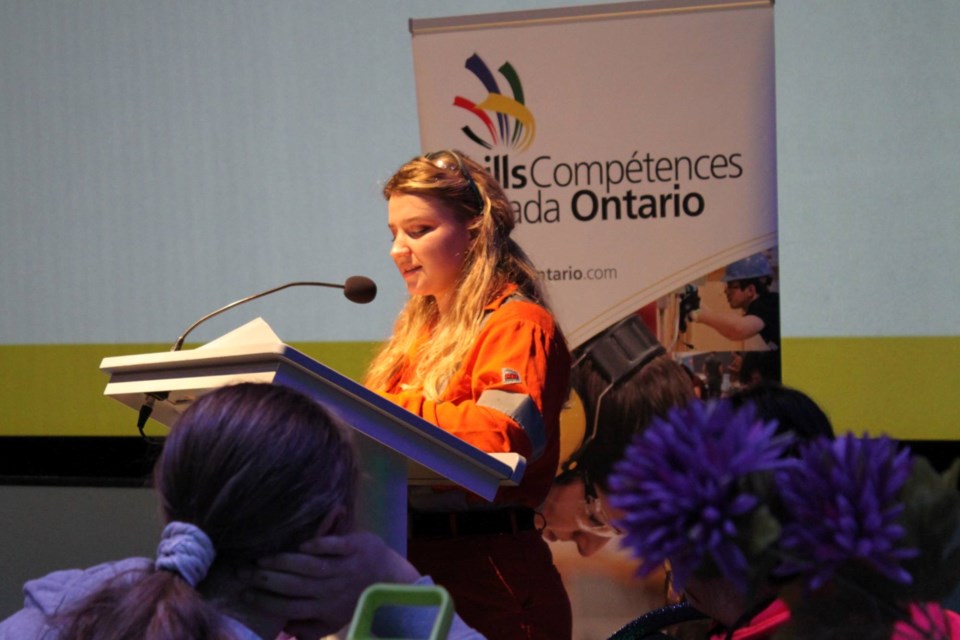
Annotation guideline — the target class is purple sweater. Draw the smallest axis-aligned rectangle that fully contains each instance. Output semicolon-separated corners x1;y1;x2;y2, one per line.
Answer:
0;557;485;639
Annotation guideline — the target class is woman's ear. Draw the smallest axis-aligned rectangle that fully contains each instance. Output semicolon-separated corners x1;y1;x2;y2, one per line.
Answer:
315;504;349;537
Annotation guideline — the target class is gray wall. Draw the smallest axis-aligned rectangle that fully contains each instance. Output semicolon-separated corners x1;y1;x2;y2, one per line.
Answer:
0;486;159;616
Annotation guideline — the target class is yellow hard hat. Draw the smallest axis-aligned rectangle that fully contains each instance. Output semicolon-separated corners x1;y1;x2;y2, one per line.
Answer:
557;388;587;477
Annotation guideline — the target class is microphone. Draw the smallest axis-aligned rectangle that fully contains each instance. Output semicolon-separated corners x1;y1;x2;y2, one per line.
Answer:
135;276;377;437
171;276;376;352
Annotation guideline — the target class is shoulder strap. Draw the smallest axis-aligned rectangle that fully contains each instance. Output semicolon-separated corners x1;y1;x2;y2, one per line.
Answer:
481;291;530;328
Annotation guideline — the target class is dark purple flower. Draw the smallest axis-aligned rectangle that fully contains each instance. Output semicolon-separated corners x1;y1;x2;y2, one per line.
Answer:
775;433;918;591
607;399;794;592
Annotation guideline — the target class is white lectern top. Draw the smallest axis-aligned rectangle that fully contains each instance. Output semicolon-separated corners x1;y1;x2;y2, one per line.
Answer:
99;319;525;502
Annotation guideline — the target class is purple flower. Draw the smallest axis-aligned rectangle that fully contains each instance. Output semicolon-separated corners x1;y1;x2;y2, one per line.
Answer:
607;399;794;593
775;434;918;590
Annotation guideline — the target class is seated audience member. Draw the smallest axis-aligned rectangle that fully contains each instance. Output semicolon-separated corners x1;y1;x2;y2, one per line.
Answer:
607;398;960;640
0;383;484;640
728;380;835;450
652;382;837;639
540;315;695;557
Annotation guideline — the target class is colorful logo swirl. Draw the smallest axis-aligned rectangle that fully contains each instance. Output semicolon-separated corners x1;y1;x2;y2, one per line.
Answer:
454;54;535;152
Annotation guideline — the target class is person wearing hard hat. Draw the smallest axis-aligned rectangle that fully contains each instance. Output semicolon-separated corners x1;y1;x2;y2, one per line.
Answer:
681;253;780;353
539;315;695;557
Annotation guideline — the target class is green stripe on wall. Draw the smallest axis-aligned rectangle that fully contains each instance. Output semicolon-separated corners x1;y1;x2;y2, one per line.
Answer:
781;336;959;440
3;337;957;439
0;342;380;437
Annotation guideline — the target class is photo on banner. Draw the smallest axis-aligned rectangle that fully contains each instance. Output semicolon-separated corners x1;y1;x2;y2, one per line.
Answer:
409;0;779;398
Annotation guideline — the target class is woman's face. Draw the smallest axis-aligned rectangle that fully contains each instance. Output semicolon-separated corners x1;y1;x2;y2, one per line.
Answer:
540;479;619;557
388;193;472;315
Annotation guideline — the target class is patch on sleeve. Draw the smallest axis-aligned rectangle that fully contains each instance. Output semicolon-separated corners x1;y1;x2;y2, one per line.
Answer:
501;368;522;385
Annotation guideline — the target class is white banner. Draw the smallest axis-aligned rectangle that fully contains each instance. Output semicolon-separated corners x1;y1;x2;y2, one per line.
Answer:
410;0;777;383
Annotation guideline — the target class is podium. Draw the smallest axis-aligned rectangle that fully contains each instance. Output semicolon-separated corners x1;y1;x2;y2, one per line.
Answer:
99;319;526;553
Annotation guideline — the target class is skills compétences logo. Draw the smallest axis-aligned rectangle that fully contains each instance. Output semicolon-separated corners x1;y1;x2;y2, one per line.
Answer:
447;53;732;227
453;54;535;152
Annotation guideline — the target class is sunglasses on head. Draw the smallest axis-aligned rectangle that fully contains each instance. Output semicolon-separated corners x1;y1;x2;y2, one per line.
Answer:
424;150;484;212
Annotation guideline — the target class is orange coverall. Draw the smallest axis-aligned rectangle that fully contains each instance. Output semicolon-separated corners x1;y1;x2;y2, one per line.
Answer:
382;284;571;508
381;284;573;639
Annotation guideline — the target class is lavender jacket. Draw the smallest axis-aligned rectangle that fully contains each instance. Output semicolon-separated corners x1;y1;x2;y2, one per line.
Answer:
0;557;485;639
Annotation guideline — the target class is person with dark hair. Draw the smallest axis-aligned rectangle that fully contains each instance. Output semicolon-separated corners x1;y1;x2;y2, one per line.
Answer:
0;383;484;640
681;252;781;382
608;398;960;640
362;150;572;639
540;315;695;558
728;380;835;448
683;254;779;350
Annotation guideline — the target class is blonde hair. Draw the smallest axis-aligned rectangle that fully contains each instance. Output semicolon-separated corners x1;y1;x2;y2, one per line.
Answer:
365;150;550;399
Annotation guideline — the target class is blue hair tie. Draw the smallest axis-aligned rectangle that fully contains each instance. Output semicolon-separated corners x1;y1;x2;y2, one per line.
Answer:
155;521;216;587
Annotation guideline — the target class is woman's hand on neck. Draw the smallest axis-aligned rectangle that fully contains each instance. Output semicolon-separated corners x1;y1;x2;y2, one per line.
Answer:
201;563;287;640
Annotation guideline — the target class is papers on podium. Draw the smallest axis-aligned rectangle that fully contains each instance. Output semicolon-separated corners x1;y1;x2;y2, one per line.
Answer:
99;318;525;502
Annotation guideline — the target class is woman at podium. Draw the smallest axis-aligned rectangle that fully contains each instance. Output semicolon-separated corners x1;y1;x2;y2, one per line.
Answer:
364;150;573;639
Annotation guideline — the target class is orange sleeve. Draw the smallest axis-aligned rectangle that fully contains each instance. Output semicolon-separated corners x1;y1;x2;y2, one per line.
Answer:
384;301;569;464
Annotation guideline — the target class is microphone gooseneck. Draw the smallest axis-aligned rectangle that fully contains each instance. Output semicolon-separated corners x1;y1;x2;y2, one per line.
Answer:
171;277;377;352
136;276;377;436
